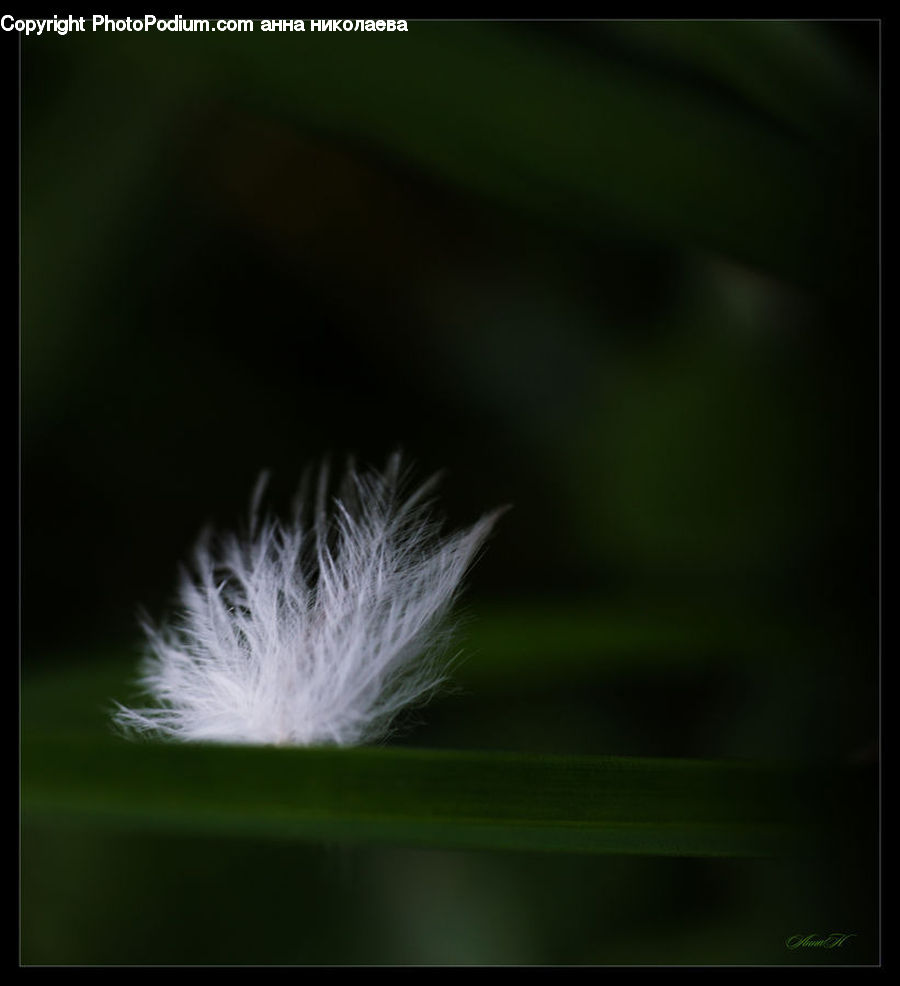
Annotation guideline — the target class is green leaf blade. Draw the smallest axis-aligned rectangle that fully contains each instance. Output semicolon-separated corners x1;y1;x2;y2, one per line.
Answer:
22;736;857;858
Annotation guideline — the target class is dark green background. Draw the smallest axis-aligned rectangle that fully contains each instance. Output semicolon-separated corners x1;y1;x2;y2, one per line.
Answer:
21;20;878;964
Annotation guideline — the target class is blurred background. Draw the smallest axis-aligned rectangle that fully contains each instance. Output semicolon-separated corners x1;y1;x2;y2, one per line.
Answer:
21;20;877;964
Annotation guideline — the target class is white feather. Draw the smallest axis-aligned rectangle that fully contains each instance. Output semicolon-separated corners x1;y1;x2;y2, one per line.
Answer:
113;454;502;746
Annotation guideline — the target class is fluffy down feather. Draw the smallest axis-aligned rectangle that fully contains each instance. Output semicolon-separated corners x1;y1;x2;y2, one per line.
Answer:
113;455;502;746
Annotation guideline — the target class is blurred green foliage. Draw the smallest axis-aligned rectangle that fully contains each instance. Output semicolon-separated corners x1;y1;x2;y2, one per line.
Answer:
21;19;877;964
